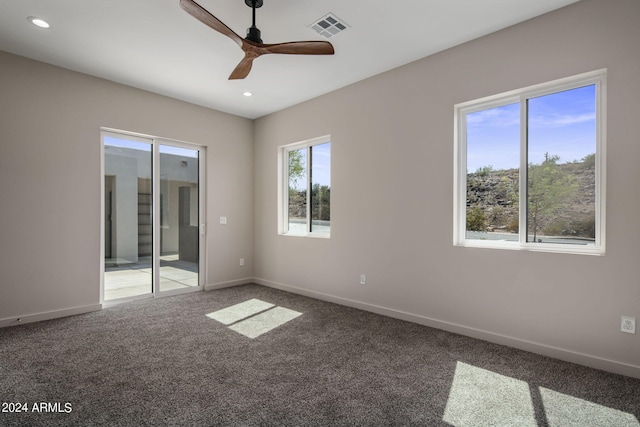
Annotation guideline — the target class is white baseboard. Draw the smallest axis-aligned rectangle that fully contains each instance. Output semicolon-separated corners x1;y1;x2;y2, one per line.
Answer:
0;304;102;329
0;278;254;328
253;277;640;380
205;277;255;291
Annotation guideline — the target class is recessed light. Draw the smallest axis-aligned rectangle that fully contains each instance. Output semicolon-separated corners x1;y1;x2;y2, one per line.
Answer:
28;16;51;29
242;91;253;97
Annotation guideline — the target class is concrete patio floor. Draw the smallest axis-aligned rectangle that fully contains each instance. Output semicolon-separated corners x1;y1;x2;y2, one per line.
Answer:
104;254;199;300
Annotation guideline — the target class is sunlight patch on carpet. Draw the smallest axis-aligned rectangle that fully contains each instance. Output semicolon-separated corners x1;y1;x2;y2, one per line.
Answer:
206;299;302;338
206;298;275;325
229;306;302;339
443;361;640;427
443;362;537;427
540;387;640;427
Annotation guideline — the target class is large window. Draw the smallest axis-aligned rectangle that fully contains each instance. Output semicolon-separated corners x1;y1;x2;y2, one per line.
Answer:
454;70;606;254
279;136;331;237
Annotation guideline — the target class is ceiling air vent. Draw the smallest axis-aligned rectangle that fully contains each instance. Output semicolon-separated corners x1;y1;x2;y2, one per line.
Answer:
309;13;349;38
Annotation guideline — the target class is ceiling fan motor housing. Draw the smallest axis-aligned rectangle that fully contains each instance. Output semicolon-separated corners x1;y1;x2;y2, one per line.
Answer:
246;26;262;43
245;0;263;8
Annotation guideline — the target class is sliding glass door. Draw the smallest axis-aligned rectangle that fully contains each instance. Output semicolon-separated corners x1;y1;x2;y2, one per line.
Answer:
102;131;204;302
158;144;200;292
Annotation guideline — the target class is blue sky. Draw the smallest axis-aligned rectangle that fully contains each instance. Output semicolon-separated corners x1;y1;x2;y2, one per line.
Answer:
104;135;198;158
290;142;331;190
104;135;151;152
466;84;596;172
311;142;331;187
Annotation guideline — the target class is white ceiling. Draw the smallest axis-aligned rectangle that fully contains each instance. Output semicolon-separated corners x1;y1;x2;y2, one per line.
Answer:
0;0;581;119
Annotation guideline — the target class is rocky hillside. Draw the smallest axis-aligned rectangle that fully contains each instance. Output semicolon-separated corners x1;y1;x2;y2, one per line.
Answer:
467;161;596;238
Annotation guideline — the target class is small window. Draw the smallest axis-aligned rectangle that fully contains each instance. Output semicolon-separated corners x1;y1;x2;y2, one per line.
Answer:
279;136;331;237
454;70;606;254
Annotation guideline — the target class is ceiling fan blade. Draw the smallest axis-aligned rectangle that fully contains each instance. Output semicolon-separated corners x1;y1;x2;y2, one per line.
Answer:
228;53;257;80
261;41;335;55
180;0;243;48
181;0;335;79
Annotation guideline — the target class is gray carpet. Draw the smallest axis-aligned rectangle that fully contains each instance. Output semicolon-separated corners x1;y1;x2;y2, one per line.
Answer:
1;284;639;426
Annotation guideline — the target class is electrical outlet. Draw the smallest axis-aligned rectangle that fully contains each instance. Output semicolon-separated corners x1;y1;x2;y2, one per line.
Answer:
239;258;245;266
219;216;227;225
360;274;366;285
621;316;636;334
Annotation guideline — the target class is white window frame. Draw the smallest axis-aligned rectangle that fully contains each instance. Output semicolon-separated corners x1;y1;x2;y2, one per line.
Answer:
453;70;606;255
278;135;331;238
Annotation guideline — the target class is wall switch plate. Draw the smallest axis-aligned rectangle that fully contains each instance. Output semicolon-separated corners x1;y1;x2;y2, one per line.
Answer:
360;274;366;285
621;316;636;334
239;258;245;266
219;216;227;225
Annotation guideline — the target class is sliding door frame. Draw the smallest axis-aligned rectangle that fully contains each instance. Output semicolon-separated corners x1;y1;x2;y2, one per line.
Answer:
100;128;206;305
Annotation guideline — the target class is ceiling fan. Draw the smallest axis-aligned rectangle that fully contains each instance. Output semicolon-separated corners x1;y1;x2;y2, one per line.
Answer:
180;0;335;80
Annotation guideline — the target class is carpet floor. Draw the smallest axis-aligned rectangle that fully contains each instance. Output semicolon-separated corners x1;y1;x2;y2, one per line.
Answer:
1;284;639;426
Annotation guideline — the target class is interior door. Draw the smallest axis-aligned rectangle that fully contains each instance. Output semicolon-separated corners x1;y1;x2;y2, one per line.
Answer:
104;176;114;260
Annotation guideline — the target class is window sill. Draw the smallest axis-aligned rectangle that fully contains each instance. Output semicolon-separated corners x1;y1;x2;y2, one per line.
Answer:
279;232;330;239
454;239;604;256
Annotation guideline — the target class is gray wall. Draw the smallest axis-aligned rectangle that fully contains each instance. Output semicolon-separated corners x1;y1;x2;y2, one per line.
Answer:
0;51;254;321
253;0;640;377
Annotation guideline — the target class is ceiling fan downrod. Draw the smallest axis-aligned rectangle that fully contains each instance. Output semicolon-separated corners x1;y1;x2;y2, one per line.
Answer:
245;0;263;43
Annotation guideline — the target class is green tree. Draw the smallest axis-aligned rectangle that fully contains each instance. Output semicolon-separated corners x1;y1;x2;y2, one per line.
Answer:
287;150;307;220
581;153;596;169
475;165;494;177
288;149;305;191
527;153;578;241
466;206;487;232
311;183;331;221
